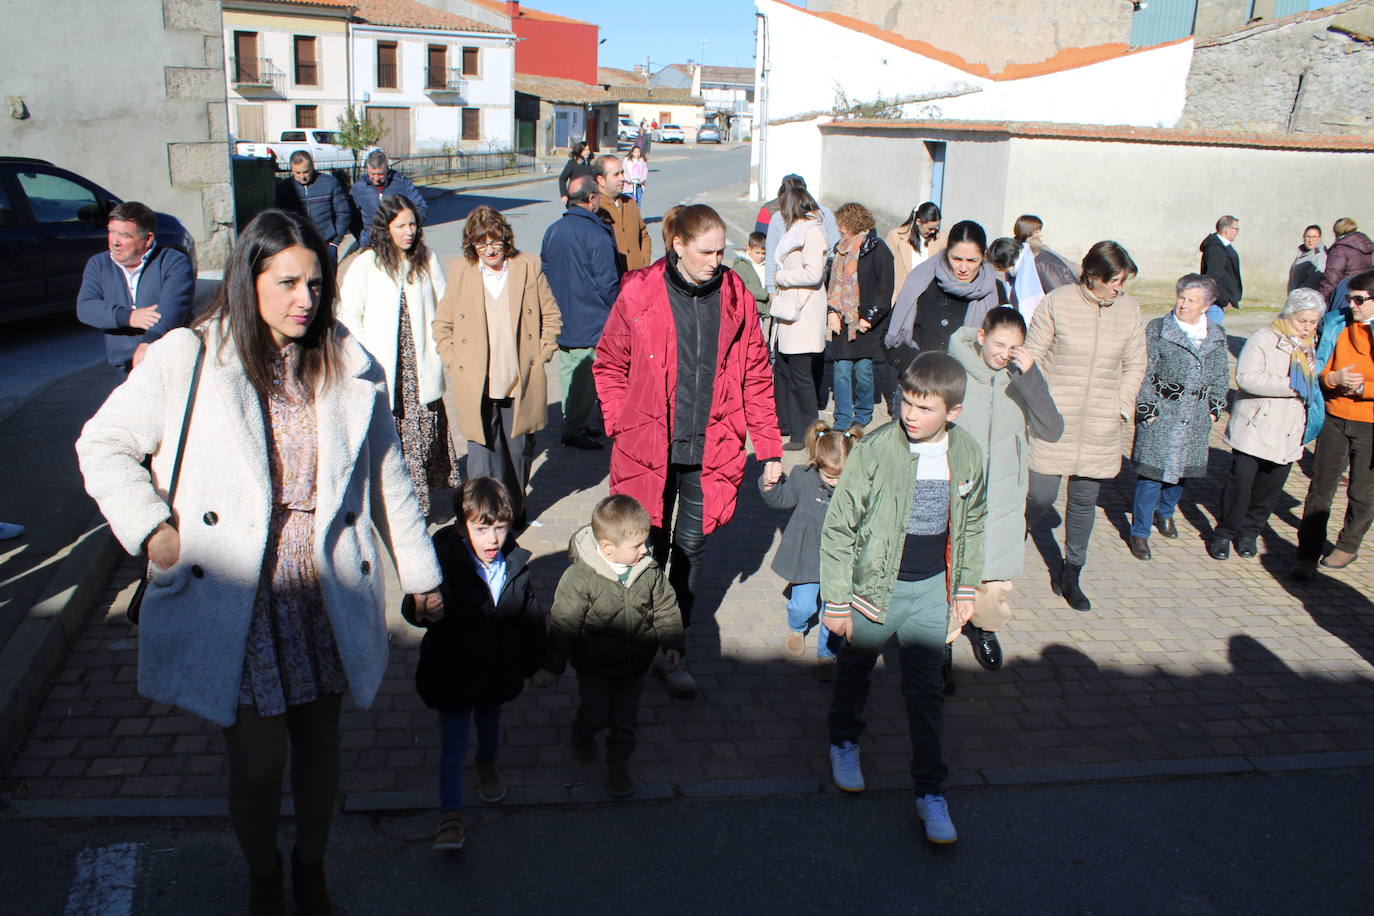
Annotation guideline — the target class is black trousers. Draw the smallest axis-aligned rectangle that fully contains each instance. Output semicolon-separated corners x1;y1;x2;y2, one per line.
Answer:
1214;450;1292;541
775;351;820;443
1026;472;1102;567
652;464;705;634
221;694;342;876
573;673;646;763
465;395;534;523
1297;414;1374;560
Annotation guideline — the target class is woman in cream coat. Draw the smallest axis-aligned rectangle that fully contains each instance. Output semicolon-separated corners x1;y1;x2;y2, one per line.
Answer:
433;205;562;526
1024;240;1147;612
771;186;828;450
77;210;442;913
339;194;457;516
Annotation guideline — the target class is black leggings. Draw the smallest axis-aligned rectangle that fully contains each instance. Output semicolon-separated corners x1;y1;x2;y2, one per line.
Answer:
652;464;706;635
222;694;342;876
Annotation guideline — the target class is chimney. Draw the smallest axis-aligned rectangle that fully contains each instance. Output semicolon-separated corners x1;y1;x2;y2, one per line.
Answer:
506;1;520;17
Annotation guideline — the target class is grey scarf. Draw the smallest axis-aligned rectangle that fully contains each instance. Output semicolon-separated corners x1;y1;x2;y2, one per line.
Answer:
885;254;999;349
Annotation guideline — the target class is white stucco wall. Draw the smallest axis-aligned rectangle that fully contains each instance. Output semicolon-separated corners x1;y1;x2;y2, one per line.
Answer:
760;116;829;202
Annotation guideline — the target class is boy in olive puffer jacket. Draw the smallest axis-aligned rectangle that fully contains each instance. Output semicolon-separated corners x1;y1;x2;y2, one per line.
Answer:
532;495;683;798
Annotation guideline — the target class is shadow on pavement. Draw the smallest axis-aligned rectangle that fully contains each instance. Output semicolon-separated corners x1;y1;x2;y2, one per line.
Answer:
423;191;545;229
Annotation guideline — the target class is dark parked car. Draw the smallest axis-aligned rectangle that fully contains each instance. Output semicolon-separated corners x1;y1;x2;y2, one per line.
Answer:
0;157;197;324
696;125;723;144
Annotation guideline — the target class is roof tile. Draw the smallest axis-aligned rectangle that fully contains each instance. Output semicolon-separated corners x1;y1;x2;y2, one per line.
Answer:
353;0;509;33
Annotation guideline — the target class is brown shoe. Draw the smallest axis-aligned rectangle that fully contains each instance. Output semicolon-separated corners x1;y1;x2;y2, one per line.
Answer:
1321;549;1359;569
814;658;836;682
433;811;466;852
607;760;635;798
785;631;805;657
476;759;506;804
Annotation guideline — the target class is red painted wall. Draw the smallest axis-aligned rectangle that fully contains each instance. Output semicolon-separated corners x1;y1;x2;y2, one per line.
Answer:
514;18;599;84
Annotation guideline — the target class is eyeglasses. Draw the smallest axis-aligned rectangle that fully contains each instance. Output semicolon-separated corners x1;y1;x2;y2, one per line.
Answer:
474;241;504;253
1349;293;1373;306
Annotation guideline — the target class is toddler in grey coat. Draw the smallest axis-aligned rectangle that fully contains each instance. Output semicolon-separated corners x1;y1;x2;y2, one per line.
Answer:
759;420;864;679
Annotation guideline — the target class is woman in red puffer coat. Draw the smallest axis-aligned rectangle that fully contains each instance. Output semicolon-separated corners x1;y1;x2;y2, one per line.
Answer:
594;204;783;698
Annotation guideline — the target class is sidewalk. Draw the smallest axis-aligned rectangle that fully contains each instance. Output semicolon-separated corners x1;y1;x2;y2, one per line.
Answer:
4;342;1372;813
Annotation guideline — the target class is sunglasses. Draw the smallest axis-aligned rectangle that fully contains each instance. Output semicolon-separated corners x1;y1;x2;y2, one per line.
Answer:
1349;293;1373;306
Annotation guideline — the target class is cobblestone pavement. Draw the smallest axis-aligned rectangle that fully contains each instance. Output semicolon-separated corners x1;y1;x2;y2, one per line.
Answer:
5;346;1372;808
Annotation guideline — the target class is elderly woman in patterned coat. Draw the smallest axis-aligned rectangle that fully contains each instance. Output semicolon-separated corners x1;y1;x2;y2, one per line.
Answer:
1126;274;1230;561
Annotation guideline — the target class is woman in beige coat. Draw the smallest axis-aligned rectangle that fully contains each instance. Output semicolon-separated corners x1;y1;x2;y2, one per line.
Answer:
884;201;942;304
433;206;561;526
771;186;828;450
1211;287;1326;560
1024;240;1147;611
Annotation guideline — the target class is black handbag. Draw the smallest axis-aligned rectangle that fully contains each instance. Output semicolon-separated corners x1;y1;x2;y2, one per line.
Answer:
127;336;205;626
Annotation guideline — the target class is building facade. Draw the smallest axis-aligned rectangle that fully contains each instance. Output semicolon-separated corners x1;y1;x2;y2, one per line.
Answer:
223;0;516;157
3;0;234;267
468;0;599;84
653;64;754;138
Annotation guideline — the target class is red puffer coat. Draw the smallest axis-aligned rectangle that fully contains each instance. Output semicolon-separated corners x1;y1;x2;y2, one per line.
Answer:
594;260;782;534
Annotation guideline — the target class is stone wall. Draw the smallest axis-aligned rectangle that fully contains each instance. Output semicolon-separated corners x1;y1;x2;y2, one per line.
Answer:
1180;2;1374;136
806;0;1132;71
0;0;232;268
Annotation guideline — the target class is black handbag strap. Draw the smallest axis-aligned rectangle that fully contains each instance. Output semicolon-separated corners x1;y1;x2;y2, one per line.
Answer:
164;335;206;509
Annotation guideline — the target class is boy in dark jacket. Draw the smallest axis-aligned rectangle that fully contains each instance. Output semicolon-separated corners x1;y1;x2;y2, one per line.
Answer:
822;351;986;846
531;495;683;798
402;478;546;853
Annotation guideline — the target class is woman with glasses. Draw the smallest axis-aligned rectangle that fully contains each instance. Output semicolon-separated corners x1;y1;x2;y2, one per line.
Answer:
1293;271;1374;578
433;206;562;527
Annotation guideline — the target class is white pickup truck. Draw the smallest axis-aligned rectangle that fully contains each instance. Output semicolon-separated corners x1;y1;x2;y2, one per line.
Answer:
235;130;378;169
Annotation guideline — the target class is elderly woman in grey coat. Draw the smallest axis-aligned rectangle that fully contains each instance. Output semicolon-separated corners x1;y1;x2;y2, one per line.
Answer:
1210;288;1326;560
77;210;442;914
1127;274;1229;560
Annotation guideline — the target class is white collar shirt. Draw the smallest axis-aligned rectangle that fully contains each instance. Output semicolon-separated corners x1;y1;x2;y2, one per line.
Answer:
111;243;156;304
480;260;509;299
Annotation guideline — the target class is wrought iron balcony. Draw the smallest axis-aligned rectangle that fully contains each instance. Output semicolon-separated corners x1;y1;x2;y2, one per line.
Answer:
230;57;286;95
425;67;469;99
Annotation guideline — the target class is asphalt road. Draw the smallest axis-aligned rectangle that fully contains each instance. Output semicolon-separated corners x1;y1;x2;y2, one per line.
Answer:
8;769;1372;914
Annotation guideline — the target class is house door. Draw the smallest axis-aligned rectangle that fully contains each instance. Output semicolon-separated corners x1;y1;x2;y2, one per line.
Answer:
554;110;571;148
366;107;412;156
586;109;599;151
236;104;266;142
925;141;946;208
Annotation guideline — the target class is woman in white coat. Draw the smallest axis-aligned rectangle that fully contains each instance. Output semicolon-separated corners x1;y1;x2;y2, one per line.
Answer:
77;210;443;914
771;186;829;450
338;194;458;516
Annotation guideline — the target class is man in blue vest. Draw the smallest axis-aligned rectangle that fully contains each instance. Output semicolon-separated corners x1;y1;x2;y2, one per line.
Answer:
349;149;427;249
76;202;194;371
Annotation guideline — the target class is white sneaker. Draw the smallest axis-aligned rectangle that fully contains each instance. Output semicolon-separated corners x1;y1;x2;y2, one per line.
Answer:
0;522;24;540
828;741;865;792
916;794;957;844
663;660;698;699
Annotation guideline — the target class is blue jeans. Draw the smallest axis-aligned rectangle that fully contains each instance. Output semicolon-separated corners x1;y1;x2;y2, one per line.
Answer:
1131;476;1184;538
438;706;501;811
831;358;874;429
1206;305;1225;325
786;582;835;660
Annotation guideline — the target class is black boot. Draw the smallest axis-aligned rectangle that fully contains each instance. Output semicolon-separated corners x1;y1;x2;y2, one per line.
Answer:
248;854;285;916
963;622;1003;670
291;849;335;916
940;643;956;696
1056;563;1092;612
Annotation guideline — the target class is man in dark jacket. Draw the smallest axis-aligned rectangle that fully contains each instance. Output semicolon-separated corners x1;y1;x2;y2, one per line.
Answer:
1200;215;1242;321
276;150;350;266
541;176;620;449
349;149;427;248
76;201;194;372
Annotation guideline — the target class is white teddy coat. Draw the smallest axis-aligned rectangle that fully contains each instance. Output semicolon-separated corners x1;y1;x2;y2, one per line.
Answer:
76;322;442;726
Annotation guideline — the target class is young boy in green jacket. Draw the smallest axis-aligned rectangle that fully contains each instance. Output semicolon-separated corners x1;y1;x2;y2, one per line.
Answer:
822;351;986;845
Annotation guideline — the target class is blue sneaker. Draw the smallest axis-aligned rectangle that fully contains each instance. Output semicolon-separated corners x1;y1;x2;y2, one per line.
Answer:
916;794;957;844
829;741;864;792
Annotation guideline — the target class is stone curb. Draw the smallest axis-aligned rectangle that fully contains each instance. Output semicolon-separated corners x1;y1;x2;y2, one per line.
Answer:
0;514;121;773
5;751;1372;820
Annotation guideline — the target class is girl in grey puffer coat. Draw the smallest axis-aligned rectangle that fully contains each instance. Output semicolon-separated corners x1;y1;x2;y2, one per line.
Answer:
759;421;863;676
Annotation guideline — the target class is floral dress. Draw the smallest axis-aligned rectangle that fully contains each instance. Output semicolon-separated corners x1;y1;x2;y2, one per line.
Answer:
238;344;348;716
394;288;461;515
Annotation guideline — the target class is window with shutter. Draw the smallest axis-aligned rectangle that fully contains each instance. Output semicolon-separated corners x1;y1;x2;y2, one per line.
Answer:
462;108;480;141
461;46;479;77
296;105;318;128
294;36;318;85
377;41;398;89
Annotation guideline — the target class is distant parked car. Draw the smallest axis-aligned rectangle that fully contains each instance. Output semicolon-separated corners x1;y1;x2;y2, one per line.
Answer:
617;117;638;143
0;157;197;324
696;125;723;144
235;130;377;170
655;124;686;143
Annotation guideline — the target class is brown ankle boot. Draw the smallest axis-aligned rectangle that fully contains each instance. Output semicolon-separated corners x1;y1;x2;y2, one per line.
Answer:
291;848;334;916
248;853;285;916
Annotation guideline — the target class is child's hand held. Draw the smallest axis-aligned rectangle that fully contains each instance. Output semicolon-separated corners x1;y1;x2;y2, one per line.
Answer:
664;648;681;670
